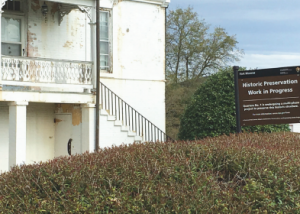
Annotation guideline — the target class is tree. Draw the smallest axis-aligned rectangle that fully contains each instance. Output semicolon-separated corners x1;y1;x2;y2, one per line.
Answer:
178;67;290;140
166;7;243;83
166;78;206;139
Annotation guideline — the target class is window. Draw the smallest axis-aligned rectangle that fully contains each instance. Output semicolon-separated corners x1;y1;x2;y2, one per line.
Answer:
1;17;22;56
1;0;24;56
2;0;23;12
100;11;110;71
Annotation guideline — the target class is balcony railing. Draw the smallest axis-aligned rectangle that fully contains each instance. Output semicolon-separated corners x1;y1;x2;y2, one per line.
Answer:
1;55;93;85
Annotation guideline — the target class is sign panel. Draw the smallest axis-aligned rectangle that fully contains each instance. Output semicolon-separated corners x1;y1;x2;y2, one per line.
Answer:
238;66;300;126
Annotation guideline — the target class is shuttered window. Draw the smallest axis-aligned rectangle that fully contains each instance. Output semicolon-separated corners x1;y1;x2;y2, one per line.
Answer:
100;11;110;71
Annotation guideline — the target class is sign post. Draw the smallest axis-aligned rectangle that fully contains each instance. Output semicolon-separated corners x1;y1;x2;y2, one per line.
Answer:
235;66;300;128
233;66;241;133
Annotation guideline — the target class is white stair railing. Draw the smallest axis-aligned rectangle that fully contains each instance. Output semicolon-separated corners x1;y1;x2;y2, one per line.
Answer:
100;82;172;142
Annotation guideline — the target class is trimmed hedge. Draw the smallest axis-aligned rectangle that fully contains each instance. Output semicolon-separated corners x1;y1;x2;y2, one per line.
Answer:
1;133;300;213
178;67;290;140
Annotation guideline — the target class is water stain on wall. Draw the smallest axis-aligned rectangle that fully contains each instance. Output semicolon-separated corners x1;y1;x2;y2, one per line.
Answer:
55;104;82;126
51;3;59;15
63;41;74;48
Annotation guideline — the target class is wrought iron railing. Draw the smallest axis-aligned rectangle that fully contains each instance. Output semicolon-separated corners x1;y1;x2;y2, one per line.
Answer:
1;55;93;84
100;82;172;142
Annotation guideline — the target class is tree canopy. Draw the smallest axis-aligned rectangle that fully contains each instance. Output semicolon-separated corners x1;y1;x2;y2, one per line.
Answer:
166;7;243;83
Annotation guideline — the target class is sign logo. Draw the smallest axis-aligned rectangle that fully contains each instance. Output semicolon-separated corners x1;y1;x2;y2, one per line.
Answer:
296;67;300;73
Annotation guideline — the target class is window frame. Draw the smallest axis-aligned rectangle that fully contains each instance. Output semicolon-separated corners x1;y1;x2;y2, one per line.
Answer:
2;5;26;57
99;10;113;73
2;0;24;13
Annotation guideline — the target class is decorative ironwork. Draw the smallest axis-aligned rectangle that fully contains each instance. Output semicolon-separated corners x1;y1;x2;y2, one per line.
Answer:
58;3;76;26
59;4;92;26
1;0;8;9
100;82;173;142
78;6;92;22
1;56;93;85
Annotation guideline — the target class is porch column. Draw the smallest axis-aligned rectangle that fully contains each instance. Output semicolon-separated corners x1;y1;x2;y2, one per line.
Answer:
90;2;97;87
8;101;28;168
81;103;96;153
0;2;4;84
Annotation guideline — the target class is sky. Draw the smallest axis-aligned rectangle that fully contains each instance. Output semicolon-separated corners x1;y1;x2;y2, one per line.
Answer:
168;0;300;69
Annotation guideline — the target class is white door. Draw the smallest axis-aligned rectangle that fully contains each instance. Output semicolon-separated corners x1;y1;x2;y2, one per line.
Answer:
55;114;72;157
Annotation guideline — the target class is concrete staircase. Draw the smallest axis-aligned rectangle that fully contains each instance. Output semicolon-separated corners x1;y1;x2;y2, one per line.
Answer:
99;82;170;148
99;109;143;148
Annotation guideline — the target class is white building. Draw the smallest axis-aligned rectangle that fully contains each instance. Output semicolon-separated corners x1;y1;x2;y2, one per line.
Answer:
0;0;170;172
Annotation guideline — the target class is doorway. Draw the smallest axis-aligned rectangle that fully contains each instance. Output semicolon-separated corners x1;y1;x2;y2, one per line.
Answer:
55;114;72;157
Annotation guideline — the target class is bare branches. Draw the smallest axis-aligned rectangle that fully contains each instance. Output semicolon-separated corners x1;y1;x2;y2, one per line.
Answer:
166;7;244;83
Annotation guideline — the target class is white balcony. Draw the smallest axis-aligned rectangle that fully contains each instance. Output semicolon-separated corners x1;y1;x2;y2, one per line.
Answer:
1;55;93;85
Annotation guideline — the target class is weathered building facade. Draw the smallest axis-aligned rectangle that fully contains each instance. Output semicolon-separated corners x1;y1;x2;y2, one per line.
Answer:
0;0;170;172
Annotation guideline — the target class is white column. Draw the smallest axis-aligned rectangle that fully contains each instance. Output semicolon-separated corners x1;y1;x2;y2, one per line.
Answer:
0;4;4;84
8;101;28;168
81;103;96;153
90;2;97;88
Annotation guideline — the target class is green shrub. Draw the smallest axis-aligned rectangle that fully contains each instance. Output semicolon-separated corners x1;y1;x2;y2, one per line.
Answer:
1;133;300;213
178;67;290;140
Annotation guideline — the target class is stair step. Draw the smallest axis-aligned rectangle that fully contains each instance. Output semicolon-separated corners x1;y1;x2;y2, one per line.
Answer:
107;115;116;121
100;109;109;115
128;131;136;137
114;120;123;126
121;126;129;132
134;136;143;142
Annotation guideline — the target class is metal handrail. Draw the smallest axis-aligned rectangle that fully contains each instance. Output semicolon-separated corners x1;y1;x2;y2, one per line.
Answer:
100;82;172;142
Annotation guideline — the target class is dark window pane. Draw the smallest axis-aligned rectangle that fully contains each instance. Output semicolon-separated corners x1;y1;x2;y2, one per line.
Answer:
7;1;13;10
2;43;21;56
100;25;108;40
100;41;109;54
100;55;109;69
15;2;21;11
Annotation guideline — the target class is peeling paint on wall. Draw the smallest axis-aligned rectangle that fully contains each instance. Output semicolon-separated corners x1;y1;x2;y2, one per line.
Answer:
31;0;41;12
113;0;121;6
27;30;40;57
63;41;74;48
26;0;86;60
51;3;59;15
50;3;59;21
55;104;82;126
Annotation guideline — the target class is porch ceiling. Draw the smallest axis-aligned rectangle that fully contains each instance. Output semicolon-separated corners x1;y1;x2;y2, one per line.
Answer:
44;0;94;7
1;0;94;8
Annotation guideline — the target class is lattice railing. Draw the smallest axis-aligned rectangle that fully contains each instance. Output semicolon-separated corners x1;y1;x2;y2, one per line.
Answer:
1;56;93;84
